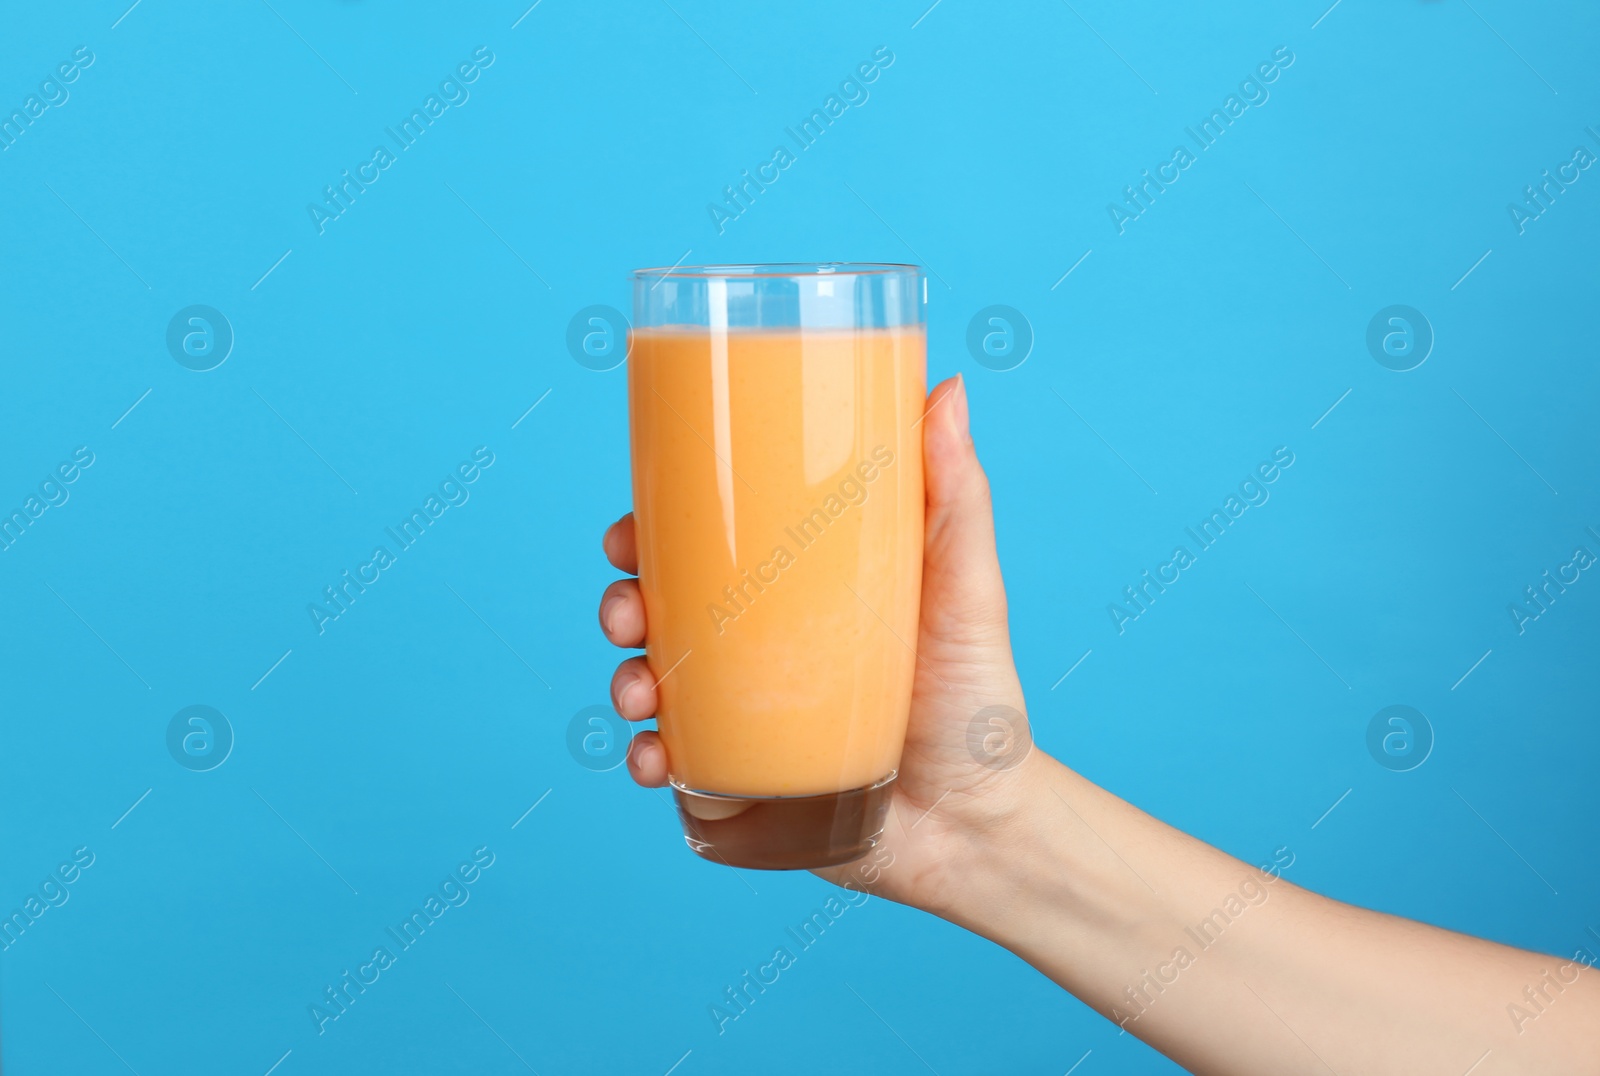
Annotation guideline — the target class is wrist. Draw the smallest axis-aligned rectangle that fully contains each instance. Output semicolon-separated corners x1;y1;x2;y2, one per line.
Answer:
928;753;1181;986
921;751;1074;929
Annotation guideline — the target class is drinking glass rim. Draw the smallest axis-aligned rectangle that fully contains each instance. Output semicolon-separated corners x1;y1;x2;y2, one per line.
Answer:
630;262;923;280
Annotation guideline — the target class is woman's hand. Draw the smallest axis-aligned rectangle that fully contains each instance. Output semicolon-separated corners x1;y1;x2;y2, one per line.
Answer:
596;374;1045;913
597;372;1600;1074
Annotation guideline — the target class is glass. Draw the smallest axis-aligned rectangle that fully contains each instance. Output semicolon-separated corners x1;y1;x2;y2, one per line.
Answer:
627;263;927;869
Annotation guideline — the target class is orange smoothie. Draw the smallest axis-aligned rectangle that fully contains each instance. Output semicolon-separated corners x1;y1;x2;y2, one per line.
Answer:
627;326;925;798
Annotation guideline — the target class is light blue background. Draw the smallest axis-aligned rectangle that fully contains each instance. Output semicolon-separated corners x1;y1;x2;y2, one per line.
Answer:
2;1;1597;1073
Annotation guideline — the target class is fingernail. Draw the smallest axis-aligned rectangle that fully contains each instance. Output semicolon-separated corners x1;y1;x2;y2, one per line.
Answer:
619;678;645;713
629;738;664;783
600;595;623;636
952;373;971;442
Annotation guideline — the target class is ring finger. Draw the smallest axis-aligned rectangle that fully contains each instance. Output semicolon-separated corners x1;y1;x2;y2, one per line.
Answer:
610;655;658;721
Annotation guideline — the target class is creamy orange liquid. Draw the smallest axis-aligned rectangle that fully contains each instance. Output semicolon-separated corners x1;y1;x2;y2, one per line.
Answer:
627;326;925;797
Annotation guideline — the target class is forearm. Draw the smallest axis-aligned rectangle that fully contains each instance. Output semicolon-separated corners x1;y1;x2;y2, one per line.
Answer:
934;753;1600;1075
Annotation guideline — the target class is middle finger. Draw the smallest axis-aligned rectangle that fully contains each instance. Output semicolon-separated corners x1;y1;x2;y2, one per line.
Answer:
598;578;646;648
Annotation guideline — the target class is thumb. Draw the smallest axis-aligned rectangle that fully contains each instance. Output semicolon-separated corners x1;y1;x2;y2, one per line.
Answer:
919;374;1012;657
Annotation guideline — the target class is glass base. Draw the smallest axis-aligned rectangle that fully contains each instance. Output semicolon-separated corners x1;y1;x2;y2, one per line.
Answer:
671;772;896;871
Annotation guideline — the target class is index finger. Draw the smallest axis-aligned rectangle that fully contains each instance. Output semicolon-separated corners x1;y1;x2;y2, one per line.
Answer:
603;512;638;575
